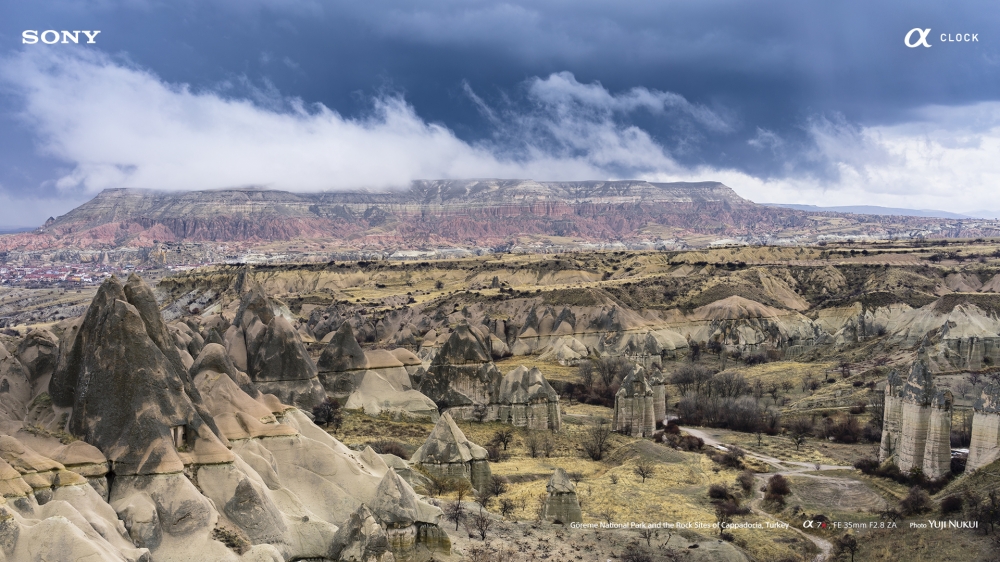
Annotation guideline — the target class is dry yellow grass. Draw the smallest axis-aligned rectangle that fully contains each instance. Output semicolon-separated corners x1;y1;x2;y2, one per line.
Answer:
334;409;816;561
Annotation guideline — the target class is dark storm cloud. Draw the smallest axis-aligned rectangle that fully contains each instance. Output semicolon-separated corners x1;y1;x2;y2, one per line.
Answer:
1;0;999;224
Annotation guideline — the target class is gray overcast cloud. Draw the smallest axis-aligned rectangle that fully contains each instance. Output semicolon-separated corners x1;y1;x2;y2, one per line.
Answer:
1;0;999;226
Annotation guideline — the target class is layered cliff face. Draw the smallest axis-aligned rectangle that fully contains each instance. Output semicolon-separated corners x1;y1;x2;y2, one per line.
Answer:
0;274;452;562
1;180;797;252
416;323;562;429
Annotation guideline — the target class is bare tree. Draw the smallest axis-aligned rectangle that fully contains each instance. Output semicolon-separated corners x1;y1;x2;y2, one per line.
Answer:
525;432;541;458
475;487;495;510
578;361;596;392
868;389;885;430
582;418;614;461
969;371;983;387
472;507;493;541
490;429;514;451
956;380;973;398
633;459;655;483
486;475;509;498
835;533;860;562
445;500;464;531
767;382;780;403
839;361;852;379
499;497;516;520
787;417;813;452
599;508;616;524
638;528;657;547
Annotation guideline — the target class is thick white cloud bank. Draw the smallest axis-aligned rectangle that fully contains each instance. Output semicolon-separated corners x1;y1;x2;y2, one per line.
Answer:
3;48;1000;217
0;49;683;193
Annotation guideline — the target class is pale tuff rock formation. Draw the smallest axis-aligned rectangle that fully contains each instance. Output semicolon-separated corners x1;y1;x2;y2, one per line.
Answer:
613;366;657;437
0;274;452;561
370;468;451;556
650;371;667;423
48;275;233;475
328;505;395;562
418;324;561;427
411;412;491;492
318;322;369;395
879;358;952;479
879;370;904;463
679;296;825;358
14;328;59;399
542;468;582;524
419;324;503;409
496;366;561;431
511;305;687;365
968;384;1000;471
225;283;326;409
0;348;32;424
318;323;438;420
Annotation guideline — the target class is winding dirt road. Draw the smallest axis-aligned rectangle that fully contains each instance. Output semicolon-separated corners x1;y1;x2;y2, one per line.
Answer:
681;427;842;561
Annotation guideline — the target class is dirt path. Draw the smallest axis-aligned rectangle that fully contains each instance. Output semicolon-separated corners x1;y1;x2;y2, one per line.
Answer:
682;426;842;561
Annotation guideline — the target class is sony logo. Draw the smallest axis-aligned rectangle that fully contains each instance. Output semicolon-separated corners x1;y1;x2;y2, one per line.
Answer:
22;30;101;44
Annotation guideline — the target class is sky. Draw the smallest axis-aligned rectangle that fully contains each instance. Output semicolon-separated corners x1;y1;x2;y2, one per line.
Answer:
1;1;999;227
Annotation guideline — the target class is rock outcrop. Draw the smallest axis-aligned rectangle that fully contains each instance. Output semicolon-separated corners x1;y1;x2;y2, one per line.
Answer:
370;468;451;556
49;275;233;475
418;324;562;427
410;412;491;492
418;324;503;410
319;323;438;419
0;274;453;561
496;366;561;431
613;366;657;437
542;468;582;524
879;357;952;479
225;284;326;409
968;384;1000;471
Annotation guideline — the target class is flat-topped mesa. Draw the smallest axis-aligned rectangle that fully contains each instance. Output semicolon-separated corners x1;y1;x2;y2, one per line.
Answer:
880;358;952;479
542;468;583;525
224;281;325;409
410;412;491;492
968;383;1000;471
613;365;656;437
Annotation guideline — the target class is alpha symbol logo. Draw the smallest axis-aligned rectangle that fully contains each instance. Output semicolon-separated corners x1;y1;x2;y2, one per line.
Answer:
904;28;932;48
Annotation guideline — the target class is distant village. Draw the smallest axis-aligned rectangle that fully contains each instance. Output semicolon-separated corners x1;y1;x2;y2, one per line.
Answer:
0;263;134;288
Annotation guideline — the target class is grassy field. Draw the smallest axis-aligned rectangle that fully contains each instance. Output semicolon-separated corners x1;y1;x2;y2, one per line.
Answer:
334;408;818;561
